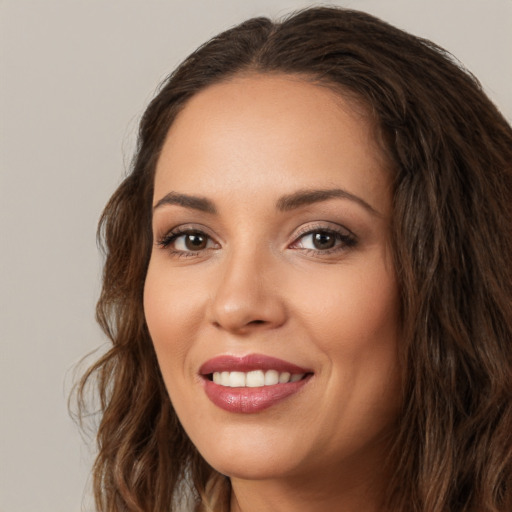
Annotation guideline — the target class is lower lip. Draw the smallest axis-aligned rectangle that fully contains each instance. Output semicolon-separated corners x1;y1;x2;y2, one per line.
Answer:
202;376;312;413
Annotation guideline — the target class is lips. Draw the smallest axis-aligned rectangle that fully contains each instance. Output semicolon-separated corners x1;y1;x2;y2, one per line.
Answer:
199;354;313;413
200;353;310;374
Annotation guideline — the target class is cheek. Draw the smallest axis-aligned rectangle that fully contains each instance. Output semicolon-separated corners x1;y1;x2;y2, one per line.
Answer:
294;258;401;414
295;261;399;351
143;262;203;379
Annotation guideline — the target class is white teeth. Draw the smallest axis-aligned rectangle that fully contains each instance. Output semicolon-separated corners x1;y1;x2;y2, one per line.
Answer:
246;370;265;387
211;370;305;388
264;369;279;386
228;371;246;387
279;372;291;383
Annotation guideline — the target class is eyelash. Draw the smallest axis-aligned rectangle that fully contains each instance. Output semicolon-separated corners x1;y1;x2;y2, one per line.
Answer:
156;224;357;258
290;224;357;254
157;226;218;258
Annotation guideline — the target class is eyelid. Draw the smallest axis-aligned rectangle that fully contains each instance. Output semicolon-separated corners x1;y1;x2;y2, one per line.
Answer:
288;222;358;252
291;221;356;241
155;222;214;240
154;221;357;257
156;223;220;252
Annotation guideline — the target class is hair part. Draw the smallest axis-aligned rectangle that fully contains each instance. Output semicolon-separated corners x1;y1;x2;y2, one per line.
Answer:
74;7;512;511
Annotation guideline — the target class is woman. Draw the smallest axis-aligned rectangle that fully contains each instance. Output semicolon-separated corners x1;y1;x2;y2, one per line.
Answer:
77;7;512;512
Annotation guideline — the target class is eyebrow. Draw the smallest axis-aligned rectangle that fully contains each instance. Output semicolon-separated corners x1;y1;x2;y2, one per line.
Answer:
153;188;380;216
153;192;217;214
276;188;381;216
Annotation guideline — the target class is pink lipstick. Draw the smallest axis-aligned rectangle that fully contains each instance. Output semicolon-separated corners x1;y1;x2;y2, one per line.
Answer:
200;354;313;413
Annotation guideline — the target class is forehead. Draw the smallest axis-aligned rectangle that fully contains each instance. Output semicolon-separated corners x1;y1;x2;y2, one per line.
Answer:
154;74;391;214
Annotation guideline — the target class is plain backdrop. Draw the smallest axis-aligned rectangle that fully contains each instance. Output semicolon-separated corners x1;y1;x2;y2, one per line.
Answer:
1;1;511;511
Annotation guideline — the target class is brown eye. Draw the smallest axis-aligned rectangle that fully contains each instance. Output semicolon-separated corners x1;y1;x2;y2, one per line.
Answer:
297;230;339;251
312;232;336;250
184;232;208;250
162;230;217;253
291;226;357;254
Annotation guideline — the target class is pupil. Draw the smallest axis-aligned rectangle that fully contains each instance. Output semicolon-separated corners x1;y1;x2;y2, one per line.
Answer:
313;232;335;249
186;233;206;250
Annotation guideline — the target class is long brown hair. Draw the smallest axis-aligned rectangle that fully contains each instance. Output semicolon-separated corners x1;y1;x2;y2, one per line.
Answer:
75;7;512;511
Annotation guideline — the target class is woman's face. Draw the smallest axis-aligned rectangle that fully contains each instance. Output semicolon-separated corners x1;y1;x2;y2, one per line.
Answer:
144;74;401;484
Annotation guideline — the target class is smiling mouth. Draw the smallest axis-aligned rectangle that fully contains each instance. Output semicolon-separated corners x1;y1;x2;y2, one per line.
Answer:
200;354;313;413
208;370;307;387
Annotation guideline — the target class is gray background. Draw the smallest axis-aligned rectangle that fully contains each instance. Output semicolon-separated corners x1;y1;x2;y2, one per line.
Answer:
1;1;511;511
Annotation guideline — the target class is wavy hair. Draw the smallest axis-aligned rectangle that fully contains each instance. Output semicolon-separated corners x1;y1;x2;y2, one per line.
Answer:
75;7;512;512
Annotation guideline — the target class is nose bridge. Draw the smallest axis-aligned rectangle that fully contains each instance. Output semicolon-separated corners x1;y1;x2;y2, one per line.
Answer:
210;241;285;333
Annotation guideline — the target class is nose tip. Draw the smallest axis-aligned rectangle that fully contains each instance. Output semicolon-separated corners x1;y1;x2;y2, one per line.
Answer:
212;303;280;334
209;259;287;335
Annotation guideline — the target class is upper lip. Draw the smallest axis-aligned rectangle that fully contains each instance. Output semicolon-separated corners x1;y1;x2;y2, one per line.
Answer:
199;354;311;375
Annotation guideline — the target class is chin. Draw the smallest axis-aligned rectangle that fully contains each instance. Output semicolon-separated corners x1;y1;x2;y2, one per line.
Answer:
190;424;308;480
206;452;299;481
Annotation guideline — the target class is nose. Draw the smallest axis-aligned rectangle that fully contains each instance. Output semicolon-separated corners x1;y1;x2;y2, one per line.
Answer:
209;248;287;335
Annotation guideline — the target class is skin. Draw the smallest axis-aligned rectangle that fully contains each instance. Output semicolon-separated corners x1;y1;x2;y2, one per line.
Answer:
144;74;401;512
